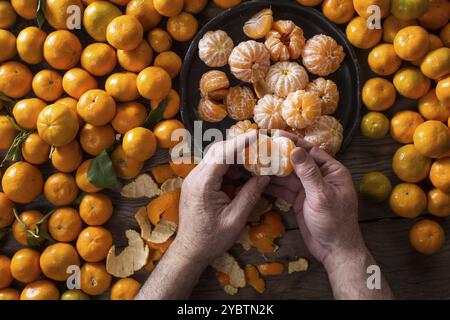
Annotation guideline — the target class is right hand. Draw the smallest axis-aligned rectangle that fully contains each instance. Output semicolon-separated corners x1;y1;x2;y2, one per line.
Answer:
265;132;365;266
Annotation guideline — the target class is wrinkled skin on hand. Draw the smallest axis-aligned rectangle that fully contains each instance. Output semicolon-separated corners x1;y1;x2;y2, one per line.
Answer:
174;130;270;264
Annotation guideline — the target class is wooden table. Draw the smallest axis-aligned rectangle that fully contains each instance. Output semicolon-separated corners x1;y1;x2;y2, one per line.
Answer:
2;0;448;300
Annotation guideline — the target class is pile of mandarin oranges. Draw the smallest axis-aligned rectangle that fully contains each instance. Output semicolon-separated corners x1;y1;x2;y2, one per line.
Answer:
0;0;449;300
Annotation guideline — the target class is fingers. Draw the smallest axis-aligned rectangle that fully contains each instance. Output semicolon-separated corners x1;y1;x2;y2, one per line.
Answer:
270;173;302;192
291;147;327;198
198;131;258;190
264;184;297;204
272;130;314;150
227;176;270;226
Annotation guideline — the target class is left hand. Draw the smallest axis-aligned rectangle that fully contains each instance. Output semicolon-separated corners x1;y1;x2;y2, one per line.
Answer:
173;131;270;265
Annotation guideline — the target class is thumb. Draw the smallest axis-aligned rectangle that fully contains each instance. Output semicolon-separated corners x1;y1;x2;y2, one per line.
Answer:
227;176;270;225
291;148;326;197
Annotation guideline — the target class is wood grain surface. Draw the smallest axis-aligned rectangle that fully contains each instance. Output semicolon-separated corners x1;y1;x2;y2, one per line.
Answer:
1;0;448;300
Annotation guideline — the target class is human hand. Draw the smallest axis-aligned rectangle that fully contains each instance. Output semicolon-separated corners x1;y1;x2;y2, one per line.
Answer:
173;131;270;265
266;132;365;267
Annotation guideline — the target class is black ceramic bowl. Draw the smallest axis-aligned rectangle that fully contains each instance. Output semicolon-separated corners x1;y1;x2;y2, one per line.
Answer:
180;0;361;151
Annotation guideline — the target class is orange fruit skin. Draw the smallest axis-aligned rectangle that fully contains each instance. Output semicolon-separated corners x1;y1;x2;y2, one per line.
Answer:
390;111;424;144
0;256;13;289
362;77;397;111
322;0;355;25
43;30;82;70
393;67;430;99
112;102;147;134
184;0;208;14
417;0;449;30
418;89;450;122
213;0;242;8
0;29;17;63
137;66;172;100
37;103;80;147
244;264;265;293
79;193;113;226
12;210;48;246
0;192;14;229
154;0;184;16
2;162;43;204
79;123;116;156
147;190;181;225
154;119;186;149
430;158;450;192
76;226;113;262
12;98;47;130
10;248;41;283
420;47;450;80
382;15;417;43
110;278;141;300
80;262;112;296
436;76;450;107
20;280;60;300
48;207;83;242
77;89;117;126
62;68;98;99
32;69;64;102
167;12;199;42
51;139;83;173
106;15;143;51
391;0;429;20
413;120;450;158
105;72;140;102
82;1;122;42
44;172;79;207
0;61;33;99
16;26;46;64
117;40;153;73
111;145;144;180
0;288;20;300
151;164;176;184
392;144;432;183
389;183;427;218
151;89;181;120
411;34;443;66
22;132;51;165
147;28;172;53
76;159;103;193
0;1;17;28
39;243;80;281
169;161;197;178
126;0;162;31
353;0;390;18
393;25;429;61
440;23;450;47
154;51;182;79
257;262;285;276
81;43;117;77
56;97;84;125
361;112;389;139
123;127;158;161
44;0;83;30
346;16;382;49
428;188;450;217
409;219;445;255
0;115;17;150
368;44;402;76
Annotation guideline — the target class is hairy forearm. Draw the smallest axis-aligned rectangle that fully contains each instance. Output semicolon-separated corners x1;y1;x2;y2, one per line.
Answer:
135;241;208;300
324;239;394;300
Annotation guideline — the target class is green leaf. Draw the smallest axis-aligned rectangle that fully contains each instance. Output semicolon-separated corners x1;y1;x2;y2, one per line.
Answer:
37;230;53;242
88;150;118;189
36;0;46;28
143;97;168;129
1;127;31;167
26;236;40;248
0;92;15;114
0;228;10;241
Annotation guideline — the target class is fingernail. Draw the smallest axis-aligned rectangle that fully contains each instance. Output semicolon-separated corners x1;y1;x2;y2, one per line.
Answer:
257;176;270;187
291;148;307;164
